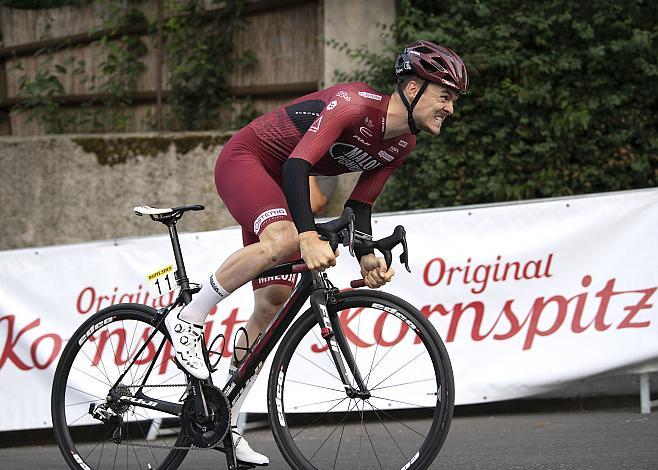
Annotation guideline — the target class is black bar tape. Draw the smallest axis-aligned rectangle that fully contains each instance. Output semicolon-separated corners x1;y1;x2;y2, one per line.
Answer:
282;158;316;234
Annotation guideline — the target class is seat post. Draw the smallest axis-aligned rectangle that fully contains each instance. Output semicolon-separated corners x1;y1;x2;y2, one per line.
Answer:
167;221;192;304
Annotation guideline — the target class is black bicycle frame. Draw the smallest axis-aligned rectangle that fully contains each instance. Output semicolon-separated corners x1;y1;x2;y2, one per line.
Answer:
116;211;369;419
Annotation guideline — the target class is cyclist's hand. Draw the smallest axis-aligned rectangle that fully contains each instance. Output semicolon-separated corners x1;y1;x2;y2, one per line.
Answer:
299;231;339;271
359;254;394;288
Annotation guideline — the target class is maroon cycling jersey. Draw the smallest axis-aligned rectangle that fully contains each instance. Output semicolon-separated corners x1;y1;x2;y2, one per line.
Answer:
246;82;416;205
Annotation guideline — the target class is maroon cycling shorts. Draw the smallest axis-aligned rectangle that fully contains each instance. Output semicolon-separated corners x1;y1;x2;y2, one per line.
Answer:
215;127;298;290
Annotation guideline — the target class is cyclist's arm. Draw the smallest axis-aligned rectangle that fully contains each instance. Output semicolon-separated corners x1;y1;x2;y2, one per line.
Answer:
282;100;362;236
346;161;411;286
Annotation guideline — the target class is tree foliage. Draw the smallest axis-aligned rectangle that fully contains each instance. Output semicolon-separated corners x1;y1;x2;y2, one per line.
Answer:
341;0;658;210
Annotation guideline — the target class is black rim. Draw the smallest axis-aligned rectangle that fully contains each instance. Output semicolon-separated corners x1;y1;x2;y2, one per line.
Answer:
51;307;189;470
269;291;454;470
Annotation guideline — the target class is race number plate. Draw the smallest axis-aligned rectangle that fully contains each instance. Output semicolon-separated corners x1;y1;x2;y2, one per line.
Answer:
146;265;176;298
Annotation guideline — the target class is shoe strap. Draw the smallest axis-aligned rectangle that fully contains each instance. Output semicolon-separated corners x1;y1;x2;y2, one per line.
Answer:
231;427;242;446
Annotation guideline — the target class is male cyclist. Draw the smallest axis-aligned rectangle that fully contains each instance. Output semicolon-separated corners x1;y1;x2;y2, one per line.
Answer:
165;40;468;466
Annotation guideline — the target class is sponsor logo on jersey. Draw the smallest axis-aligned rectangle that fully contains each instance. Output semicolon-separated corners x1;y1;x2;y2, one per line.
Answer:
359;127;373;138
398;139;408;148
329;143;383;172
309;115;323;133
378;150;394;162
381;117;386;133
254;208;287;234
364;117;374;128
257;274;297;286
358;91;382;101
326;100;337;110
336;90;351;101
389;146;399;154
352;135;371;146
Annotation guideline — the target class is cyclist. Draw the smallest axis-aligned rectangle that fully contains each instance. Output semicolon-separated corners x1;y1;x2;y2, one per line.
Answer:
165;40;468;465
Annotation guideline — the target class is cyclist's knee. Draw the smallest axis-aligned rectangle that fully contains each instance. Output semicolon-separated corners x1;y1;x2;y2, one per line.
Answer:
259;221;299;262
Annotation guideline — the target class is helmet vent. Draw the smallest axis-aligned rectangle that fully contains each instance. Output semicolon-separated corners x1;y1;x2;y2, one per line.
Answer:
419;58;439;74
415;46;434;54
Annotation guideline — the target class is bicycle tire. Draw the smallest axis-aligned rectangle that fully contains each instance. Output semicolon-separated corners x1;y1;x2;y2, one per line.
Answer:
267;289;454;470
51;303;189;470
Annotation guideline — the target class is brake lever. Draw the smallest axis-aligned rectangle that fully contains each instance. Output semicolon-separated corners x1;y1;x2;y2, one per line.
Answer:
398;226;411;273
347;213;355;257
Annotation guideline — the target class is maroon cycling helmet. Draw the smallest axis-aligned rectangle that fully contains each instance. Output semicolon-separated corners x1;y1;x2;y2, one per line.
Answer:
395;40;468;134
395;40;469;93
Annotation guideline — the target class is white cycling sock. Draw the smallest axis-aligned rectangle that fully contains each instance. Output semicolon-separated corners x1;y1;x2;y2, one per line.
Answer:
179;272;230;325
229;365;258;427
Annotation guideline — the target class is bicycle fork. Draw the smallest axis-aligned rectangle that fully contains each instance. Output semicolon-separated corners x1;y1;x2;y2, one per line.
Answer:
310;287;371;400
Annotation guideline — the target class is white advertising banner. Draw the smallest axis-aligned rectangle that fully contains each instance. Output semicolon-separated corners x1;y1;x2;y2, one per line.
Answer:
0;189;657;432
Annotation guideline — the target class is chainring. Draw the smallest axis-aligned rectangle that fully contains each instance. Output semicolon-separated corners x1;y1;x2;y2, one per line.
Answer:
181;383;231;448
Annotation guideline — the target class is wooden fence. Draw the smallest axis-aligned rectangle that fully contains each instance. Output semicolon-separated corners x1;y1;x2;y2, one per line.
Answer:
0;0;322;135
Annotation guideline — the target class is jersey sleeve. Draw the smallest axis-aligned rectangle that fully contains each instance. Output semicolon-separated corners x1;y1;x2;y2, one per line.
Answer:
288;93;364;166
347;166;397;206
348;140;414;205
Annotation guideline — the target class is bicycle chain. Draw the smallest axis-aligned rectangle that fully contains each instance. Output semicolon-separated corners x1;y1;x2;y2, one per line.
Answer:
123;383;189;388
113;383;228;452
116;440;223;451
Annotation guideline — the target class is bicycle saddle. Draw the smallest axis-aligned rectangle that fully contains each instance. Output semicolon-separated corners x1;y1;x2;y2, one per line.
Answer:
133;204;205;216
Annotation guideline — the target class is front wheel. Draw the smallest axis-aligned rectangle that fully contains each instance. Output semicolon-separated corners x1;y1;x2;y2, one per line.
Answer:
267;290;454;470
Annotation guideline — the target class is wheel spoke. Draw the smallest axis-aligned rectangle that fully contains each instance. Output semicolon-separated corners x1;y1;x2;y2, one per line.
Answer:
112;442;118;470
369;393;430;409
79;343;112;386
96;439;105;469
71;364;113;389
292;396;349;439
287;379;344;393
124;319;141;385
66;398;102;408
289;396;346;411
361;401;383;470
66;385;105;402
370;350;426;391
365;312;384;388
83;424;114;461
366;400;426;438
365;400;408;461
308;398;359;462
371;377;435;392
293;352;341;382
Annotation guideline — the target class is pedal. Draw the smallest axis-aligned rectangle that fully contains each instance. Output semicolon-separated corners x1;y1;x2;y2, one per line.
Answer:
237;460;266;468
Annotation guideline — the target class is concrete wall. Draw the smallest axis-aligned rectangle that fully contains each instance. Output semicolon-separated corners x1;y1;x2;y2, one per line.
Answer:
0;133;359;250
323;0;397;87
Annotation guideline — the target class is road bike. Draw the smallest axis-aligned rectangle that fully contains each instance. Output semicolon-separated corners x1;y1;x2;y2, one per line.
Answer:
51;204;454;470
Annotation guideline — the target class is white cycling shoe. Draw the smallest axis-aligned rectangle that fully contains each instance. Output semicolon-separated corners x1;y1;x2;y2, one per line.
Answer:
164;308;209;380
232;427;269;466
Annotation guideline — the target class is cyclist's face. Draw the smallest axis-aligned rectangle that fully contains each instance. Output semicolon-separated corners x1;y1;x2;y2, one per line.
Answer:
412;84;459;136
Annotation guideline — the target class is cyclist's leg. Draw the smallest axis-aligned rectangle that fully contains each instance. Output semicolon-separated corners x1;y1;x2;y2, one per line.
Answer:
214;220;299;293
226;227;299;465
178;135;298;328
168;134;298;380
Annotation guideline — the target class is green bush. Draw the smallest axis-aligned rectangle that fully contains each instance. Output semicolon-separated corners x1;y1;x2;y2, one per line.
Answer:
341;0;657;210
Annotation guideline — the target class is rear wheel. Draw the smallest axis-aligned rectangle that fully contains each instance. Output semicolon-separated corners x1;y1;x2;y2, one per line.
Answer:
267;290;454;470
51;304;190;470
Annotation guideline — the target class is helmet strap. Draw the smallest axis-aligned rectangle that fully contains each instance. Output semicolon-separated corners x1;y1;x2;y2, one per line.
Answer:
397;79;430;135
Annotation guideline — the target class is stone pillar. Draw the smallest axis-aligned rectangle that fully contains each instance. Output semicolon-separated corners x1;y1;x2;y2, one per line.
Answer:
322;0;397;87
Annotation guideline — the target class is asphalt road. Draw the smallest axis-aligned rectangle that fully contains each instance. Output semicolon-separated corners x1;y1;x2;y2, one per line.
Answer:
1;402;657;469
